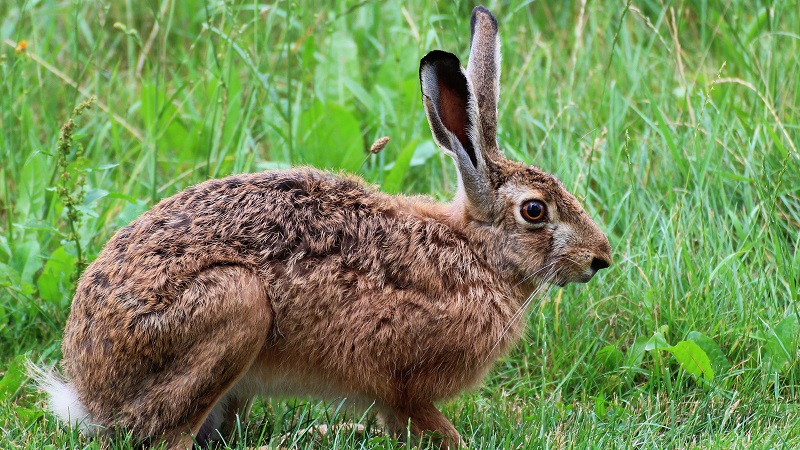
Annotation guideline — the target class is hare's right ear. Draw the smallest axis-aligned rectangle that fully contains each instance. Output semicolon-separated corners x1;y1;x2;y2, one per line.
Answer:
467;6;501;153
420;50;494;214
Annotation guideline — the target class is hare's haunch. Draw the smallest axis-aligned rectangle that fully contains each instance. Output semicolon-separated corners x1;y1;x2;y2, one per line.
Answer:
35;6;611;449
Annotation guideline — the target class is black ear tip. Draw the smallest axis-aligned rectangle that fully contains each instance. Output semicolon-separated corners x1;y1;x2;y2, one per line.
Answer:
472;5;492;16
420;50;462;77
471;6;498;33
421;50;460;65
419;50;468;99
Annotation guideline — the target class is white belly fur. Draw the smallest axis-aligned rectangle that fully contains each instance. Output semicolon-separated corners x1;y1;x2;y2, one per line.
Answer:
229;364;380;415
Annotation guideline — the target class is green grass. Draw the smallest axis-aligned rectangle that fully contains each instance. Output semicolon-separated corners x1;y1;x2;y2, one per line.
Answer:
1;0;799;448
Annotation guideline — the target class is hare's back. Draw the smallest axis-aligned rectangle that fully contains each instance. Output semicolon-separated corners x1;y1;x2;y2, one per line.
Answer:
75;168;380;302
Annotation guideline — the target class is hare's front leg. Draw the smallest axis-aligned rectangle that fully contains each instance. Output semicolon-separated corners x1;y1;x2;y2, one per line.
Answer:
134;266;272;449
384;401;462;449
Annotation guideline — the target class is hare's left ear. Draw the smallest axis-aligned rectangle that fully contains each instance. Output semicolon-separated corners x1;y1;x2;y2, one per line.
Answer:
420;51;495;215
467;6;501;153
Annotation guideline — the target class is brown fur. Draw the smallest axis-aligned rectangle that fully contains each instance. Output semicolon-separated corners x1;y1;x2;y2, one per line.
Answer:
46;6;611;449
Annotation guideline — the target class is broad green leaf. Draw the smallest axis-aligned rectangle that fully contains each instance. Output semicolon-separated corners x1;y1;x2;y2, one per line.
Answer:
83;188;109;205
0;262;19;287
624;336;650;368
314;31;360;106
595;344;624;372
74;204;100;218
113;198;149;229
793;238;800;304
344;77;375;113
688;331;731;376
763;316;798;373
0;259;33;295
14;406;44;426
374;45;417;96
298;101;364;173
0;235;10;261
37;246;77;305
300;35;317;76
14;152;48;224
644;328;670;352
220;72;244;154
0;354;27;399
594;391;607;419
95;163;119;170
665;340;714;381
383;139;418;194
10;239;42;287
409;141;438;167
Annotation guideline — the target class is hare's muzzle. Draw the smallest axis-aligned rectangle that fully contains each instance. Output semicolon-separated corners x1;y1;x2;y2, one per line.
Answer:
575;249;612;284
590;256;611;272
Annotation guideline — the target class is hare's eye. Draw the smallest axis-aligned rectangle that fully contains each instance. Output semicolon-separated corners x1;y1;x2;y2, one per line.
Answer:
520;200;547;223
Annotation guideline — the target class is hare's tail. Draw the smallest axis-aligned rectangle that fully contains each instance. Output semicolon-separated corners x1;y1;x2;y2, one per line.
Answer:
27;361;95;433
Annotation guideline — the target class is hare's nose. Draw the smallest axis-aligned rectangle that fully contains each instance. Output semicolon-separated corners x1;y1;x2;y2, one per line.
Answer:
590;256;611;272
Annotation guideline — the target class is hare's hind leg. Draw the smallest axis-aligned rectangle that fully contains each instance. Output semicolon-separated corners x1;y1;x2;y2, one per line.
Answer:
136;266;272;449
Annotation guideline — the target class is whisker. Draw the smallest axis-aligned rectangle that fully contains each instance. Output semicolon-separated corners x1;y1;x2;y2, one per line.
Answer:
482;262;559;363
481;252;587;365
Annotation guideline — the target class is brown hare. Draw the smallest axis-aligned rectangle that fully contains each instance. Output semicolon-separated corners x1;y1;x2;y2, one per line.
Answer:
33;5;611;449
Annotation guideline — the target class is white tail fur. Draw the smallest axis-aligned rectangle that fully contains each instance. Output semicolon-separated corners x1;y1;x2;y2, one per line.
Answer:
27;361;95;434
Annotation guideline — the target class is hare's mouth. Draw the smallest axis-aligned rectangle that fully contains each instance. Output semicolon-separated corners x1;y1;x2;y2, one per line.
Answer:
552;270;596;287
549;274;572;287
554;279;569;287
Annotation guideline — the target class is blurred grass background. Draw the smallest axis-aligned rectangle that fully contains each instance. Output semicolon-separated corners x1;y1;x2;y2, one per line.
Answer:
1;0;799;448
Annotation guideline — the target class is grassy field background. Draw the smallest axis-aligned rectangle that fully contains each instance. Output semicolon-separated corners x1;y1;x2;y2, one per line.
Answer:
1;0;799;448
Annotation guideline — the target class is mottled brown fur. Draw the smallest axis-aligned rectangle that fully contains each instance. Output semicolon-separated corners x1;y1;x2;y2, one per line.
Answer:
45;6;611;449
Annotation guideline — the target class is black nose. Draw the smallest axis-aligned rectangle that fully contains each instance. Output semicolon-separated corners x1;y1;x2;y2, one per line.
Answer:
590;257;611;272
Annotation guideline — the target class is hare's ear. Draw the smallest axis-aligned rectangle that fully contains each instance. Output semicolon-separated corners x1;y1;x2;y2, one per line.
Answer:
420;51;479;167
467;6;501;153
420;50;494;213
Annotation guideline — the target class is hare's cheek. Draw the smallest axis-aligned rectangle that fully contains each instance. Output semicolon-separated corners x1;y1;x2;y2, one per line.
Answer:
505;229;551;269
549;224;576;256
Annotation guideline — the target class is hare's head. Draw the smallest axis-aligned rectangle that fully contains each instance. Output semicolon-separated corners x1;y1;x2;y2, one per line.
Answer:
420;6;611;287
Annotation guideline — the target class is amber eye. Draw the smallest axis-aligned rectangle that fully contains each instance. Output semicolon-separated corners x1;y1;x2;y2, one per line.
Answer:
520;200;547;223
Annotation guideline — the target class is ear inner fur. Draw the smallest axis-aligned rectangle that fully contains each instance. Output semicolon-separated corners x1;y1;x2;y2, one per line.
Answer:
420;50;478;168
437;80;476;168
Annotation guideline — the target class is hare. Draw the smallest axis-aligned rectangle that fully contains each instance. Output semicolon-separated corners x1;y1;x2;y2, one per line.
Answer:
33;5;611;449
